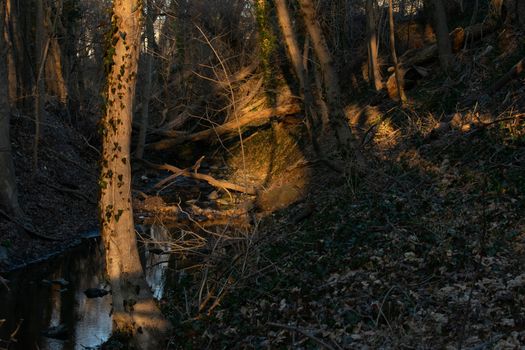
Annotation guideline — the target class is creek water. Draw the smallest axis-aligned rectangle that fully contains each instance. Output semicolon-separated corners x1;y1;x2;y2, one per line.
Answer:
0;225;171;350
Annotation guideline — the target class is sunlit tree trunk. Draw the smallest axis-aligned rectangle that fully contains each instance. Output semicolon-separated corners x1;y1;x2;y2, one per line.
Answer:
297;0;358;153
388;0;407;104
100;0;171;348
0;0;22;217
366;0;382;91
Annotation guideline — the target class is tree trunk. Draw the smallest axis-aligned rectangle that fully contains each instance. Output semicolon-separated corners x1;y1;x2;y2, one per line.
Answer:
274;0;322;140
100;1;171;348
430;0;453;71
297;0;358;153
135;0;156;159
5;0;33;107
366;0;382;91
388;0;407;104
0;0;22;217
33;0;46;171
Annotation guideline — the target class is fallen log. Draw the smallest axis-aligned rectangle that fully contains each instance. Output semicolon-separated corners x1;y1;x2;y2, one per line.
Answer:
146;103;302;150
398;20;498;69
143;160;257;195
386;19;498;99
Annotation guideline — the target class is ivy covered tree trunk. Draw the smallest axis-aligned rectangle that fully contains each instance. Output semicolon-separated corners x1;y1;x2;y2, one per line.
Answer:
99;0;171;348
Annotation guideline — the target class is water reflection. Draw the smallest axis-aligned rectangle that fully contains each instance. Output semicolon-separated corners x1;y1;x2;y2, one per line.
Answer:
0;225;170;350
0;239;111;350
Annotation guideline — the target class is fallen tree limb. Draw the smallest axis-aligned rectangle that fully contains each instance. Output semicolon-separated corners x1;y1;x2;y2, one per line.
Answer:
491;56;525;92
386;19;498;99
397;20;497;69
142;160;257;195
146;103;302;150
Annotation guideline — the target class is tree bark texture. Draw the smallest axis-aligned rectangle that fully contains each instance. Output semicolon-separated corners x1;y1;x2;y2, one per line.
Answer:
135;0;156;159
0;0;22;217
297;0;358;151
5;0;34;107
366;0;382;91
274;0;322;141
100;1;171;348
388;0;407;103
430;0;453;71
33;0;45;171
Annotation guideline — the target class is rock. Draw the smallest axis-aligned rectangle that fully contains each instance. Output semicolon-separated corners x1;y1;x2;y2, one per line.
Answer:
84;288;110;298
0;246;8;262
42;324;69;339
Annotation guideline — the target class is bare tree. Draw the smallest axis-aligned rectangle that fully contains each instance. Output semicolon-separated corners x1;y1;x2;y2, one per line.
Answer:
388;0;407;104
33;0;46;171
99;0;171;347
275;0;321;138
135;0;157;159
430;0;453;71
297;0;360;154
366;0;382;91
0;0;22;217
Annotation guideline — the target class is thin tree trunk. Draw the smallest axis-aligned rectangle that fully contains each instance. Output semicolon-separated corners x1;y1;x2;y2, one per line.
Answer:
41;0;68;105
0;0;22;217
431;0;453;71
6;0;33;107
388;0;407;104
274;0;322;140
297;0;359;153
5;0;16;104
33;0;45;172
366;0;382;90
135;0;156;159
100;1;171;348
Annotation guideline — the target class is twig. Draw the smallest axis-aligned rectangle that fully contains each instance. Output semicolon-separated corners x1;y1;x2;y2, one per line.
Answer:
267;322;339;350
9;319;23;340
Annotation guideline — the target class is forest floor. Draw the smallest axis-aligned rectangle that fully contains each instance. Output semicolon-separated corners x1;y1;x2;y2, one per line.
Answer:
152;39;525;349
158;93;525;349
0;106;99;272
